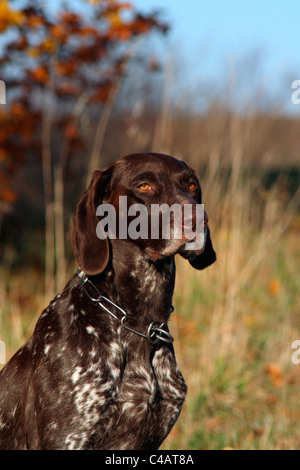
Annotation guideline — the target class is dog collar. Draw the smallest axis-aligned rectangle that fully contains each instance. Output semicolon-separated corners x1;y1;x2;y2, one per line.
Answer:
77;268;174;346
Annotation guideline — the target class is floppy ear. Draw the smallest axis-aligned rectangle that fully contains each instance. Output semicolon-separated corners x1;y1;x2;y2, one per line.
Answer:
179;160;217;270
188;226;217;270
71;167;112;275
188;182;217;271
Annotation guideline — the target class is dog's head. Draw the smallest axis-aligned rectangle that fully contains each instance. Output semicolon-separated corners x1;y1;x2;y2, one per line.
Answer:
72;153;216;275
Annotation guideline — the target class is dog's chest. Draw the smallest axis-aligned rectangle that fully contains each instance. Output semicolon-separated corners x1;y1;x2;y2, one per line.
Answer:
108;344;187;450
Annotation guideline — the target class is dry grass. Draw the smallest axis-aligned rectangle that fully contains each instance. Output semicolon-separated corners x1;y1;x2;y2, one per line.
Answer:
161;169;300;450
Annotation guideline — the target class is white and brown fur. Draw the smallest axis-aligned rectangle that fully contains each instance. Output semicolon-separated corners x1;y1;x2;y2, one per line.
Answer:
0;153;216;450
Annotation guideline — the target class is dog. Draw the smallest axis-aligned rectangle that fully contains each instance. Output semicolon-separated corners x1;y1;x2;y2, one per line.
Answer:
0;153;216;449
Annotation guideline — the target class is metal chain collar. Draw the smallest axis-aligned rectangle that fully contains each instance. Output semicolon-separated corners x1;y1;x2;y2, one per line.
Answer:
77;268;174;346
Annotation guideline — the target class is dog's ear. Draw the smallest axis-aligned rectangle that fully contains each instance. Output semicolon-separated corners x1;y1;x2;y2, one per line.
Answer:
179;162;217;271
72;167;112;275
188;226;217;270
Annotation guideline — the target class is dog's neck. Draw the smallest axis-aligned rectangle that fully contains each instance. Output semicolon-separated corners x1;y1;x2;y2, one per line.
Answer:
98;240;176;326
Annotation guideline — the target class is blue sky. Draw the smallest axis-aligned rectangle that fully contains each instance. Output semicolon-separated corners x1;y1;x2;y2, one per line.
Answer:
30;0;300;113
132;0;300;113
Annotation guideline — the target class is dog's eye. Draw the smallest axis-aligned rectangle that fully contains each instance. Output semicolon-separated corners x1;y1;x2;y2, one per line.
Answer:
188;182;197;191
138;183;152;192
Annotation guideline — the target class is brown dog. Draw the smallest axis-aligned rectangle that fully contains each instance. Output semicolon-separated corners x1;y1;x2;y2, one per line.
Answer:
0;153;216;449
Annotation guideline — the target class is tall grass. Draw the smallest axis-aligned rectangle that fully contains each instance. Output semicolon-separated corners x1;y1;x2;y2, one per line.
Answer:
161;140;300;449
1;60;300;449
152;65;300;448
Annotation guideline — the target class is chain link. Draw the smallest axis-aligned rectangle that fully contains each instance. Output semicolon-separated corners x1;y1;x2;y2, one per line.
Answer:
78;269;174;345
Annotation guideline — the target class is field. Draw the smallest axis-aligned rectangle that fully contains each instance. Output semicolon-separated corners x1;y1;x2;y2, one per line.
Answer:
164;227;300;449
162;163;300;449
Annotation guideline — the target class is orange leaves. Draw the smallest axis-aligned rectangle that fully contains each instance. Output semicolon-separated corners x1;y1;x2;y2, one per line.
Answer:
56;82;81;97
0;148;7;161
60;11;81;28
103;5;133;40
10;102;27;118
26;14;45;29
93;88;110;103
107;25;132;41
39;37;57;54
0;0;167;210
1;0;167;97
101;0;133;15
269;279;281;296
50;24;65;40
64;123;79;141
0;0;24;33
30;65;49;84
26;47;39;59
106;11;123;28
55;61;77;78
264;363;285;387
104;12;153;40
0;101;36;150
0;186;16;203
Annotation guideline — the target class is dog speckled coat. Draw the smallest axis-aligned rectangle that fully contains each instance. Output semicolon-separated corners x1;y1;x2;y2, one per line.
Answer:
0;153;216;450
